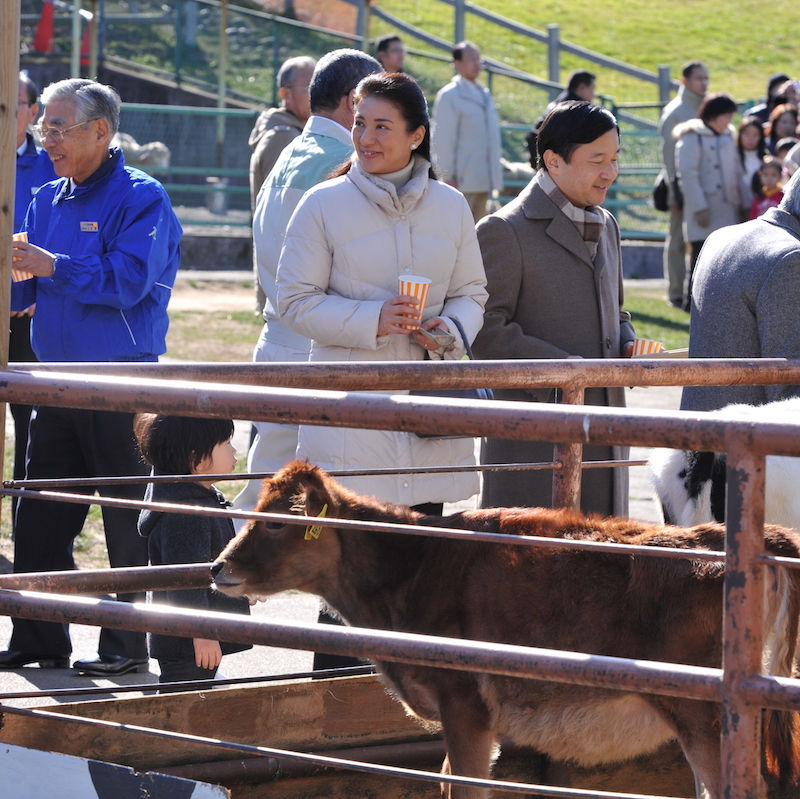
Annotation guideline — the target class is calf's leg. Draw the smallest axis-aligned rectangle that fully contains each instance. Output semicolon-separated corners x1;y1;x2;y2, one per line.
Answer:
437;686;496;799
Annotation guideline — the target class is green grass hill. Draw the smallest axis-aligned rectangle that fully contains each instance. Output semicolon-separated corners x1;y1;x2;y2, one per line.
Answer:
370;0;799;105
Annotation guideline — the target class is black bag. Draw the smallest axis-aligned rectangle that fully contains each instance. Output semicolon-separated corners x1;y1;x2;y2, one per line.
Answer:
410;317;493;439
653;170;669;212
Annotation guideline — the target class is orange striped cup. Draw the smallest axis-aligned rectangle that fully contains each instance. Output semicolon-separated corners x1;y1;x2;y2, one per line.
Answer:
11;232;34;282
397;275;431;330
632;337;666;357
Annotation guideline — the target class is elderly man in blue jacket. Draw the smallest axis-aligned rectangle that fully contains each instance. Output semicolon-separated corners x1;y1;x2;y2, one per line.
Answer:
11;72;56;524
2;78;182;676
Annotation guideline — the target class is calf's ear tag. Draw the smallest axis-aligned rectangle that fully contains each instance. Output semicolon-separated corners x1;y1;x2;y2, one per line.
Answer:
305;503;328;540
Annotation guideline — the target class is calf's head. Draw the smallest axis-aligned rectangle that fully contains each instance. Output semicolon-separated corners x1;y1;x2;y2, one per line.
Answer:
212;461;341;600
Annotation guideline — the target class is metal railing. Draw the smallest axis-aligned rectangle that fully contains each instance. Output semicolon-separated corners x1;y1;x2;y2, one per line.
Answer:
0;358;799;798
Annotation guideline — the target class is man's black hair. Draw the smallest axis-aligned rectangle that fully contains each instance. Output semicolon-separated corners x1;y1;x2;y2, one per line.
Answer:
375;34;402;55
536;100;618;170
567;70;596;94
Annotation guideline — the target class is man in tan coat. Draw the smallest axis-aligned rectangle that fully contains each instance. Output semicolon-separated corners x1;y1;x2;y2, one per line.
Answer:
473;101;635;516
432;41;503;222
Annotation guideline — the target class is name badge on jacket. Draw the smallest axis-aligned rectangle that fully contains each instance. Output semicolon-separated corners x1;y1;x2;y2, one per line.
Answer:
80;221;99;233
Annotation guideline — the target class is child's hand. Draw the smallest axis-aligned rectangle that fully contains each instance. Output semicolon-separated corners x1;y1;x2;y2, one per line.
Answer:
193;638;222;670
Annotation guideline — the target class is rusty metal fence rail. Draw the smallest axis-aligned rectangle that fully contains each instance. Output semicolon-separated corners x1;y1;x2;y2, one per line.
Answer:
0;359;799;798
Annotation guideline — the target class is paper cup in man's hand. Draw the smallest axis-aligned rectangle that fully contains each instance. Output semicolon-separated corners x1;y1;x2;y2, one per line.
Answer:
11;232;33;282
397;275;431;330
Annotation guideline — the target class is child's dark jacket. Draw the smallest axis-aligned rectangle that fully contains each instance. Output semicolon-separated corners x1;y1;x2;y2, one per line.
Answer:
139;476;251;660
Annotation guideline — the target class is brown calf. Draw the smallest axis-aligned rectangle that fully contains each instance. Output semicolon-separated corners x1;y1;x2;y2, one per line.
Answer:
212;461;800;799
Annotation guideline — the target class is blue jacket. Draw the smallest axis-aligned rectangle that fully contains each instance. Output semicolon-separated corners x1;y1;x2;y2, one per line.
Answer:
21;148;182;362
13;134;56;312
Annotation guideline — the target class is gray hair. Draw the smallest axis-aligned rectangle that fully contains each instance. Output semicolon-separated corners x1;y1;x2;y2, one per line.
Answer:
309;49;381;114
277;56;316;90
40;78;121;137
779;167;800;218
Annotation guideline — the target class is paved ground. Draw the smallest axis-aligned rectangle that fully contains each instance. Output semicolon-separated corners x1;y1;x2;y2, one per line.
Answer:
0;274;682;708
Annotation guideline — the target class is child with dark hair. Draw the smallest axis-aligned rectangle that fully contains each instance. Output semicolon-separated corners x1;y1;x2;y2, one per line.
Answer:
134;414;251;688
749;156;784;219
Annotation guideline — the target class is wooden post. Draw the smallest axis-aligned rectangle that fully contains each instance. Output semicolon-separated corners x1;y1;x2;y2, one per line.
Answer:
0;0;20;523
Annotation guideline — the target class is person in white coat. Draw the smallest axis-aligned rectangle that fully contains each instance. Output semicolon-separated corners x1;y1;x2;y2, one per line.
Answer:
675;92;746;310
277;72;488;513
432;42;503;222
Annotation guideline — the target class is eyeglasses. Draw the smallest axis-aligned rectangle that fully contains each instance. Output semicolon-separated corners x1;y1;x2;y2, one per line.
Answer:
32;120;96;143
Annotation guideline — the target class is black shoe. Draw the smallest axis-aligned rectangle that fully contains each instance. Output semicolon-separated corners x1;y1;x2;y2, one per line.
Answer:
72;654;150;676
0;649;70;669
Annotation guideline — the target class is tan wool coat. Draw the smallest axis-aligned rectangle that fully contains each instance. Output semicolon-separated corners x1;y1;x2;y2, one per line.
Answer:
473;175;635;516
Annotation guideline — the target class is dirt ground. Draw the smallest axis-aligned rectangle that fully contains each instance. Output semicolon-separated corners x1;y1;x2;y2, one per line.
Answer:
168;276;254;313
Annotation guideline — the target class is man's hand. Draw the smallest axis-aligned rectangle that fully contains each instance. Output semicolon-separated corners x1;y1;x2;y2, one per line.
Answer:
11;241;56;278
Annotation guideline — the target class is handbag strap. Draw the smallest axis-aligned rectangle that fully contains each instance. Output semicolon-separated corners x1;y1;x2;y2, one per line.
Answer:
447;316;475;360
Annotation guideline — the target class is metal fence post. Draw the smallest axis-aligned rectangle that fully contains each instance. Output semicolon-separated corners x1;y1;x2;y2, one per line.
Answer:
547;24;560;84
721;442;765;799
356;0;370;53
657;65;672;105
551;385;584;511
454;0;465;44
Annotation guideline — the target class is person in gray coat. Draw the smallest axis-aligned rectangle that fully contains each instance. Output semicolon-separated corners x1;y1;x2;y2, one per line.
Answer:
681;168;800;412
473;101;636;517
135;414;251;688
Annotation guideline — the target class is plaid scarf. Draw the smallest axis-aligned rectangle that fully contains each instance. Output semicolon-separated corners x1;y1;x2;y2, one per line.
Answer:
538;170;605;260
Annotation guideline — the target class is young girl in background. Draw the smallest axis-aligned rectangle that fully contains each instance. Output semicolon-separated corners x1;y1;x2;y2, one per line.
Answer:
749;156;784;219
135;414;251;688
737;116;766;208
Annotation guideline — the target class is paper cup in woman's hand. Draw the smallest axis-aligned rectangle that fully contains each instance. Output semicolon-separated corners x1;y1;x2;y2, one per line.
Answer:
397;275;431;330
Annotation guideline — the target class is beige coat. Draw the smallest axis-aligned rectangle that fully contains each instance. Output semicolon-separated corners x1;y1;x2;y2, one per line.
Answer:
432;75;503;194
277;156;488;506
473;174;635;516
675;120;746;242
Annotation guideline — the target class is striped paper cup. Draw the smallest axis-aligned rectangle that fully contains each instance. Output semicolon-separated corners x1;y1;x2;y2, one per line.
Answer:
397;275;431;330
11;232;33;282
632;337;666;357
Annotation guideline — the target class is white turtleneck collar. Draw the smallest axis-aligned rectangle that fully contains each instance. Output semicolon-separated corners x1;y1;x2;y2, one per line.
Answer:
370;157;416;190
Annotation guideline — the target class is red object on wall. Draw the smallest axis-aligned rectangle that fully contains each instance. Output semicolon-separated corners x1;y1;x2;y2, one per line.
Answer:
32;0;55;53
80;23;90;66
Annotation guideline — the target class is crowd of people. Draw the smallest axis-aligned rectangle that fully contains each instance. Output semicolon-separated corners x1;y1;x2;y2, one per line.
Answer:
658;62;800;311
3;44;800;680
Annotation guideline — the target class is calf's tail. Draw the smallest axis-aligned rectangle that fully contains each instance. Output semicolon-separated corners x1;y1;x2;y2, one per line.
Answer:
763;564;800;783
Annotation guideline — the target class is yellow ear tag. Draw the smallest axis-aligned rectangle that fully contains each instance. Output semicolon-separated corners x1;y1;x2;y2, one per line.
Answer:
304;503;328;540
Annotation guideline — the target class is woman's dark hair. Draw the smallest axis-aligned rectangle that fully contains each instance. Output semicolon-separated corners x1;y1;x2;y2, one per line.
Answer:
331;72;436;178
536;100;618;170
134;414;234;475
737;115;766;164
766;103;799;145
698;92;737;125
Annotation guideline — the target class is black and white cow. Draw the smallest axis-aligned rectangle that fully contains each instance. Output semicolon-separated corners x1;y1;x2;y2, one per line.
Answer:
649;397;800;529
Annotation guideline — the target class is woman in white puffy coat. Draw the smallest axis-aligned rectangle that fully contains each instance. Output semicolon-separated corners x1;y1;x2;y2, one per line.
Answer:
675;92;746;310
277;72;488;511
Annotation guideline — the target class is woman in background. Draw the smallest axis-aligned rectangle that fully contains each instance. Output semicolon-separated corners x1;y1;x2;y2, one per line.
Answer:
277;72;487;513
675;92;746;310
